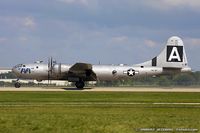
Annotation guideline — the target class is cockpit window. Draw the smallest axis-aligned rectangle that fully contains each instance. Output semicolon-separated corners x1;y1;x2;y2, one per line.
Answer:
14;64;23;68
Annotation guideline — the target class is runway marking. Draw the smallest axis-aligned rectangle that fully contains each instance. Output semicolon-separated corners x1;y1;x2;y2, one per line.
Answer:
153;103;200;105
0;102;200;107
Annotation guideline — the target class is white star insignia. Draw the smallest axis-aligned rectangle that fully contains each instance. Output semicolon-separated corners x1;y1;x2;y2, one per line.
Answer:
127;69;135;76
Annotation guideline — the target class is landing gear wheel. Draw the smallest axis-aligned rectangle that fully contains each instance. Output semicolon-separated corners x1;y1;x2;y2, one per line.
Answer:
14;82;21;88
75;81;85;89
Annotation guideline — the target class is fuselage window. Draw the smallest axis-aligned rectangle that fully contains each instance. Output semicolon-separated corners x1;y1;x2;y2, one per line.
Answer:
112;70;117;75
36;66;39;69
23;65;26;67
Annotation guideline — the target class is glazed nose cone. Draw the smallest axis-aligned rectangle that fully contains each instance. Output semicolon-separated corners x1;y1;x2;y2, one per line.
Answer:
12;66;20;76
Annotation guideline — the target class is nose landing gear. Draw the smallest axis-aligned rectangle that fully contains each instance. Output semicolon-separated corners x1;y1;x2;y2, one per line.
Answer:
14;79;21;88
14;82;21;88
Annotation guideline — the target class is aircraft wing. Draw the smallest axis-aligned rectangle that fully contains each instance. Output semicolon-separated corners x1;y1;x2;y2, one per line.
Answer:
68;63;97;81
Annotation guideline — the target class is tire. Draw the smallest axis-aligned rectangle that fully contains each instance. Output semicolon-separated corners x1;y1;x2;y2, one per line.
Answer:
14;82;21;88
75;81;85;89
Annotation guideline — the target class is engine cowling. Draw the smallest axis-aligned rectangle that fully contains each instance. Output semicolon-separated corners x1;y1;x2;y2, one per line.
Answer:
52;63;62;77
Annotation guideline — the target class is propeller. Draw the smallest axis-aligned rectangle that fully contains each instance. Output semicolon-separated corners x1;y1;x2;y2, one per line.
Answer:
47;57;53;85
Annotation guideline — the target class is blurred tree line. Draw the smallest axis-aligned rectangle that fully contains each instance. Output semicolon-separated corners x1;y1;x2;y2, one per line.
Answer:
0;71;200;87
96;71;200;87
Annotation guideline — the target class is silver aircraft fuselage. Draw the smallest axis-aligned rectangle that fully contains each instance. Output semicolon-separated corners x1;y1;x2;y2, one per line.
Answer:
13;63;159;81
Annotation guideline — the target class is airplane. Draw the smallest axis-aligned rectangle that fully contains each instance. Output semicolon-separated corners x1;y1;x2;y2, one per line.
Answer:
12;36;191;88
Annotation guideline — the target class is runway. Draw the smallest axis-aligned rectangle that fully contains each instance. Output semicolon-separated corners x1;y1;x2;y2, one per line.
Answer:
0;87;200;92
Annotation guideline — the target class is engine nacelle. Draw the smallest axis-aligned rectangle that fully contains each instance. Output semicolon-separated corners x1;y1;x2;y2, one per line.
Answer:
51;64;70;79
52;63;62;77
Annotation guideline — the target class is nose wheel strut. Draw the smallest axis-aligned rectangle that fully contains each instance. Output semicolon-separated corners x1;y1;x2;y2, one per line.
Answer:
14;79;21;88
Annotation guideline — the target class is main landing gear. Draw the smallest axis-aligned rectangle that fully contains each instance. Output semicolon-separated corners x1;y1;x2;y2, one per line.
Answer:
75;81;85;89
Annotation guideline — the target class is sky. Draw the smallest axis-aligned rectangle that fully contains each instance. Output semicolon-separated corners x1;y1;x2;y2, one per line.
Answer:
0;0;200;70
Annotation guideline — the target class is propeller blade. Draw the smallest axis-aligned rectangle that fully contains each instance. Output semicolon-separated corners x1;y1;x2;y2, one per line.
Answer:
47;57;50;85
50;57;53;75
47;57;56;86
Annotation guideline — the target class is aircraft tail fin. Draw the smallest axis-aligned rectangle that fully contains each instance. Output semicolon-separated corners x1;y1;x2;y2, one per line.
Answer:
136;36;191;72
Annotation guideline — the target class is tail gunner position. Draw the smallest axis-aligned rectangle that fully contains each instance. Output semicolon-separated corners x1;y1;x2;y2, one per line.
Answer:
12;36;191;88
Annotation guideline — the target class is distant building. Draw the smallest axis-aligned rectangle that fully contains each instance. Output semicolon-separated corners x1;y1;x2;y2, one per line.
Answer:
0;79;70;86
0;68;11;74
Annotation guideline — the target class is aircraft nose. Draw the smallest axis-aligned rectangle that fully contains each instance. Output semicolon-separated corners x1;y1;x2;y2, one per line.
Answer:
12;67;17;73
12;66;20;75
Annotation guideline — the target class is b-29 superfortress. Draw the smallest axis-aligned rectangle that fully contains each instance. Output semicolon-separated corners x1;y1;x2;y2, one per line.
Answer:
12;36;191;88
